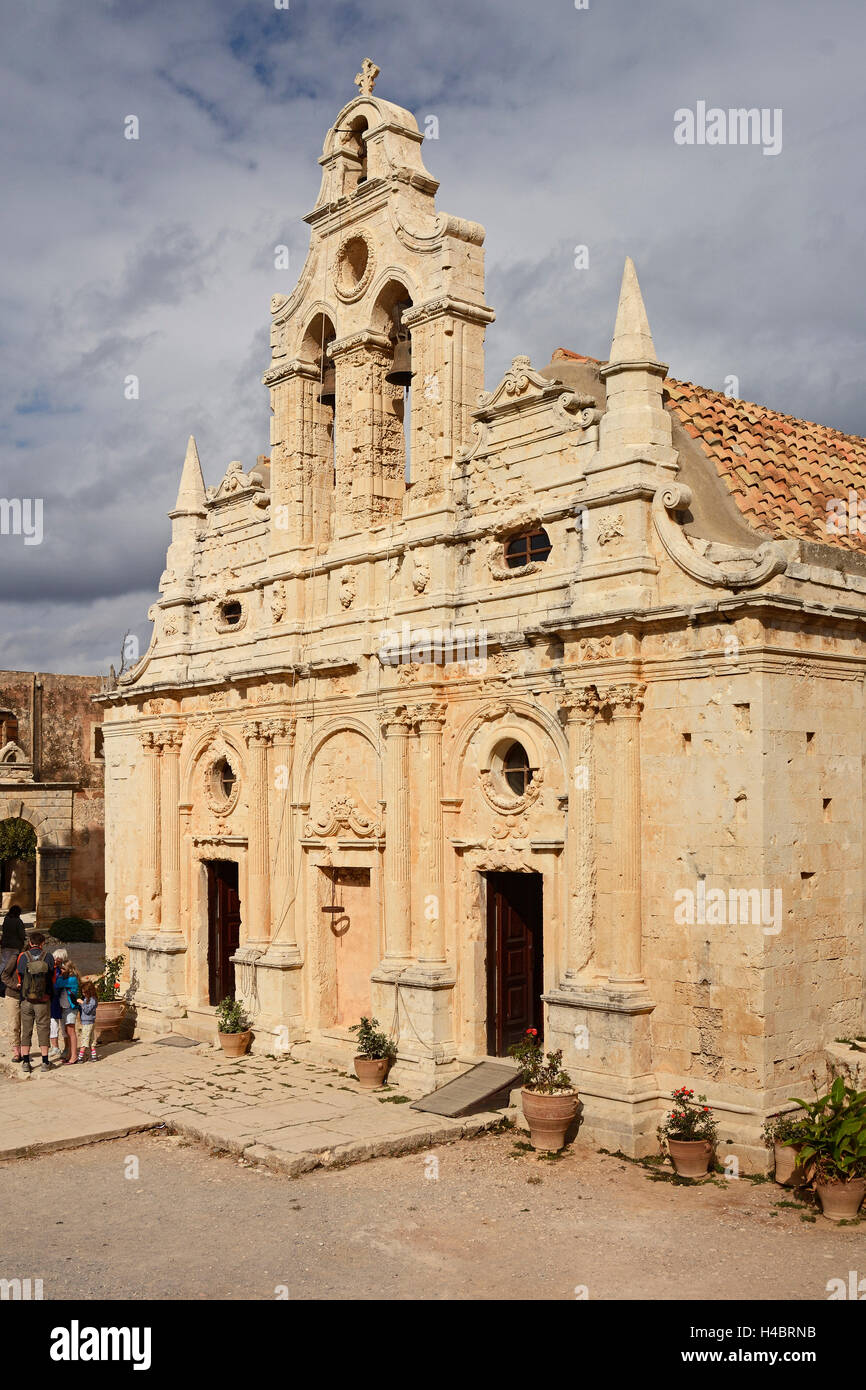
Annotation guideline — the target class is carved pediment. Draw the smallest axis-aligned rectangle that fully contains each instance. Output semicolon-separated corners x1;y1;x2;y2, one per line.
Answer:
207;460;268;506
304;796;383;840
475;356;596;422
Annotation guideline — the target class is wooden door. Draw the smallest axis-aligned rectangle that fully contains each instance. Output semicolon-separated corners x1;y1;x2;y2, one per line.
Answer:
207;861;240;1005
486;872;543;1056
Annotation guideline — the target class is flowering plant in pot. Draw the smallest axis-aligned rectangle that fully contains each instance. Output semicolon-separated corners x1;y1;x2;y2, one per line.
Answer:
787;1076;866;1221
94;954;126;1042
350;1016;396;1089
215;997;253;1057
508;1029;578;1152
762;1111;810;1187
658;1087;718;1177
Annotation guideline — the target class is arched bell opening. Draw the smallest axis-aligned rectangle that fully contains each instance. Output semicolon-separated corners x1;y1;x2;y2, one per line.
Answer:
374;280;415;488
341;115;369;191
302;312;337;541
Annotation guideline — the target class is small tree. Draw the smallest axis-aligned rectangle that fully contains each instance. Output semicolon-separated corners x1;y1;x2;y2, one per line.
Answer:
0;818;37;866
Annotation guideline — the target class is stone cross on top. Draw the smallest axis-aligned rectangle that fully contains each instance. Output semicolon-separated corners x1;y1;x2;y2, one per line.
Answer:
354;58;380;97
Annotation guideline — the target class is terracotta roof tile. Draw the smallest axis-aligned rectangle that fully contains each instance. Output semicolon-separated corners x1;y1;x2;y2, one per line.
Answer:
662;377;866;553
554;348;866;551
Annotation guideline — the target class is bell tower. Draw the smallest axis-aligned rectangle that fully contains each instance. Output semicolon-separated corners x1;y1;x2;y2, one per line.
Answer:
264;60;495;559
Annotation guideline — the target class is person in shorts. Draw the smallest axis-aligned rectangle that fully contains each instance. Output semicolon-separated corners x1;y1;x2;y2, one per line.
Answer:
55;959;81;1064
49;946;69;1060
78;980;99;1062
17;932;55;1074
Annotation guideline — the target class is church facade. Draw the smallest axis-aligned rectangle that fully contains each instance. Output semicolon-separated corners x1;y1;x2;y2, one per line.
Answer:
99;65;866;1159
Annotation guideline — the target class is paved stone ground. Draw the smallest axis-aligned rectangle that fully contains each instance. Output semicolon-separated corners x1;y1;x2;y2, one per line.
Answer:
0;1039;501;1172
1;1128;863;1301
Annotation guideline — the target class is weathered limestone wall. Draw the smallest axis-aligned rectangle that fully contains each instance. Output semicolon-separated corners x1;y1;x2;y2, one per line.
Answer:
0;671;104;922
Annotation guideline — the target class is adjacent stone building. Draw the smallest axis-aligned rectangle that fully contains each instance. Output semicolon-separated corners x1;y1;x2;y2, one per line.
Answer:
0;672;105;922
99;64;866;1160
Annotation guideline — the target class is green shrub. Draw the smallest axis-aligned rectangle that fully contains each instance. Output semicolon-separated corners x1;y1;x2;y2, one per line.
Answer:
350;1016;396;1059
50;916;94;943
215;997;251;1034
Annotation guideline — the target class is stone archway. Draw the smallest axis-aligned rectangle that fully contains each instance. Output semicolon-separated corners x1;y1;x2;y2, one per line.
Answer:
0;816;37;912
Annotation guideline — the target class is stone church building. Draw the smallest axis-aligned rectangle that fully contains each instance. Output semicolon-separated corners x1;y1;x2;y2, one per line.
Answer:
99;64;866;1158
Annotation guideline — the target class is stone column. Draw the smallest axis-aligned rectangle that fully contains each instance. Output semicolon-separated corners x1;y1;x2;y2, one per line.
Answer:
380;707;414;964
242;720;271;945
157;729;183;933
140;732;161;930
265;717;300;958
604;684;646;984
413;702;447;970
559;686;600;981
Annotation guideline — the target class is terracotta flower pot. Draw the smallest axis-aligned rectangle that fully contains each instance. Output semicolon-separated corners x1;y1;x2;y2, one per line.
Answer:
354;1055;390;1089
521;1087;579;1152
94;1000;125;1043
815;1176;866;1222
218;1029;252;1057
774;1140;811;1187
667;1137;713;1177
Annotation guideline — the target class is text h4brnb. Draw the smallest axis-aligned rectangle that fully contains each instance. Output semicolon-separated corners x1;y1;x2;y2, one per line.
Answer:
674;102;782;157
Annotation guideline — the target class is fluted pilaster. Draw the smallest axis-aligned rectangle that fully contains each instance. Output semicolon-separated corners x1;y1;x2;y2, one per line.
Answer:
139;732;161;930
265;717;298;952
155;729;183;932
604;684;646;984
380;706;414;963
412;702;447;968
242;720;271;943
559;686;600;980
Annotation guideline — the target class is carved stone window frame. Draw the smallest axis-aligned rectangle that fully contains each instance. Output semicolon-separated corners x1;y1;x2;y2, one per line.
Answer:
214;599;247;634
203;746;241;817
334;230;376;303
478;727;544;814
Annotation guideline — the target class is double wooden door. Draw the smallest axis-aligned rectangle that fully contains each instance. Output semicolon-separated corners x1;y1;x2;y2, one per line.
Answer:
486;872;544;1056
206;861;240;1005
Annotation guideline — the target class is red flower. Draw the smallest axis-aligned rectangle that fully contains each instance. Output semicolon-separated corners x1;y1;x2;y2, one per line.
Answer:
703;1106;709;1112
526;1028;537;1036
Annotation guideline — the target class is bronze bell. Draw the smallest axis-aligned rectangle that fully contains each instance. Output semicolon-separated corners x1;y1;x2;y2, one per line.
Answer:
318;365;336;407
385;336;414;388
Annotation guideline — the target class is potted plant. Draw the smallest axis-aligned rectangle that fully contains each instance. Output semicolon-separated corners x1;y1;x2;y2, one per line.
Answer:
658;1087;718;1177
350;1016;396;1088
215;997;253;1056
762;1111;810;1186
508;1028;579;1152
94;954;126;1041
787;1076;866;1221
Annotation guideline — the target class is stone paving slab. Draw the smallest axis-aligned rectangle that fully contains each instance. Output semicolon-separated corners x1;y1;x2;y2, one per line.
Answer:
0;1083;154;1160
0;1040;505;1173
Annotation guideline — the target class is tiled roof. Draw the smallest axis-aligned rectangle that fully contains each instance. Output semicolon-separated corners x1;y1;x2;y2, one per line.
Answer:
552;348;866;553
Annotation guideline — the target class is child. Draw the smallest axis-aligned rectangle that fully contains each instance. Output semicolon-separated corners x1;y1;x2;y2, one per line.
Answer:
78;980;98;1062
48;947;69;1060
56;959;81;1064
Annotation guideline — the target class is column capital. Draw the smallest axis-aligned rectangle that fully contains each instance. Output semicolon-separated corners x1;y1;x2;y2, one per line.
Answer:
262;716;295;745
601;683;646;717
379;706;415;738
559;685;600;723
411;701;447;732
242;719;272;747
328;329;392;361
152;728;184;753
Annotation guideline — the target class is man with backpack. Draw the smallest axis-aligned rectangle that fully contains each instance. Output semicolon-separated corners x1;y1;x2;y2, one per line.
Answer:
16;932;55;1074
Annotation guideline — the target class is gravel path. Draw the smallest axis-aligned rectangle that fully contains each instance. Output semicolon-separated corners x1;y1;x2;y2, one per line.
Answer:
1;1128;863;1301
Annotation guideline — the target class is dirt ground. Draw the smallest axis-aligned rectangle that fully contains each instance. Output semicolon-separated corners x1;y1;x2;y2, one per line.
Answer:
1;1128;863;1301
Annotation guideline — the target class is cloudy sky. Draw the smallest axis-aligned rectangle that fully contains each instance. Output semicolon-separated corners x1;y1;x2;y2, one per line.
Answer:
1;0;864;673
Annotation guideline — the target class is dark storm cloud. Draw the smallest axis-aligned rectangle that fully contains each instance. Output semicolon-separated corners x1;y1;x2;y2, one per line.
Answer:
1;0;864;670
